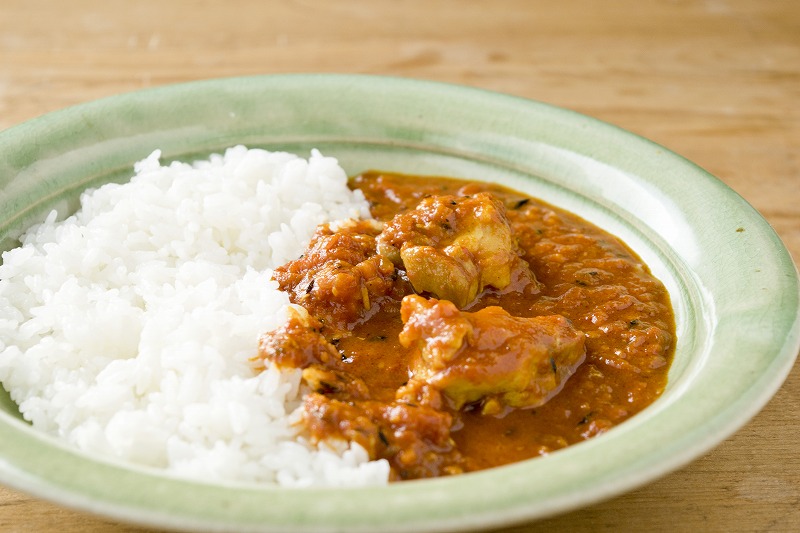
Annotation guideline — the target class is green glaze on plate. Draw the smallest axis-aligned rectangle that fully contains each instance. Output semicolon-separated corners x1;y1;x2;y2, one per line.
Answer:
0;75;798;532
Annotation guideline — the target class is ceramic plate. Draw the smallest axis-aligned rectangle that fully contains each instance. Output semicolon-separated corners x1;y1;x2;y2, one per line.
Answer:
0;75;798;532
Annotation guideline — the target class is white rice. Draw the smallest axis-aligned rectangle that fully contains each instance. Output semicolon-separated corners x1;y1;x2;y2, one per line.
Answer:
0;146;391;486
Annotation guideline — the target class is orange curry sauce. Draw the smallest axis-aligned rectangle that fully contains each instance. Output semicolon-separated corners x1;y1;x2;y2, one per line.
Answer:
259;171;675;479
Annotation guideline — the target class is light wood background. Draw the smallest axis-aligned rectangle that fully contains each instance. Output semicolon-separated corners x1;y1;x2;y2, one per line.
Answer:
1;1;799;531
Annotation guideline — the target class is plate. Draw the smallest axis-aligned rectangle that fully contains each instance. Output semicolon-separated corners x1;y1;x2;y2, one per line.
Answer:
0;74;798;532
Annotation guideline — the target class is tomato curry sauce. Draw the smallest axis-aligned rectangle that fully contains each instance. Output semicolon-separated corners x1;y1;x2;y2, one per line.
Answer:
254;171;675;480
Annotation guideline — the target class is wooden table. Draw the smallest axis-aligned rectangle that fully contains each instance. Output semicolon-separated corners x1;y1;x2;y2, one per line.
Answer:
1;1;798;531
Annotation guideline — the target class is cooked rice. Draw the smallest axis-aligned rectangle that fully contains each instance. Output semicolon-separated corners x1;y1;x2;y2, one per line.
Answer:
0;146;391;486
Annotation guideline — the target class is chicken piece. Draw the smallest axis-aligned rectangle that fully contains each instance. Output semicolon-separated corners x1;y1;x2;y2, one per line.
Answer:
272;219;411;332
301;365;370;401
303;393;466;479
377;192;531;308
399;295;586;414
255;306;339;371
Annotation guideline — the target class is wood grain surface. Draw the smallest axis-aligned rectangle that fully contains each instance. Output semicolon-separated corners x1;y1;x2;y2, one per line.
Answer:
1;1;798;531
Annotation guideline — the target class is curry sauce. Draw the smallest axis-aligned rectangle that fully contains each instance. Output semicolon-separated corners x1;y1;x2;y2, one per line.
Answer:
255;172;675;480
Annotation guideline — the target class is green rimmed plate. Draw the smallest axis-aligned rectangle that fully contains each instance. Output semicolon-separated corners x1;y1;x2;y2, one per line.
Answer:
0;74;798;532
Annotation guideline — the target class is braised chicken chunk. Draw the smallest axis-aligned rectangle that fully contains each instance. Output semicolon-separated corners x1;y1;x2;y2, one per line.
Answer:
255;306;338;370
376;193;533;308
272;219;410;332
301;366;370;401
399;295;586;415
303;393;466;479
